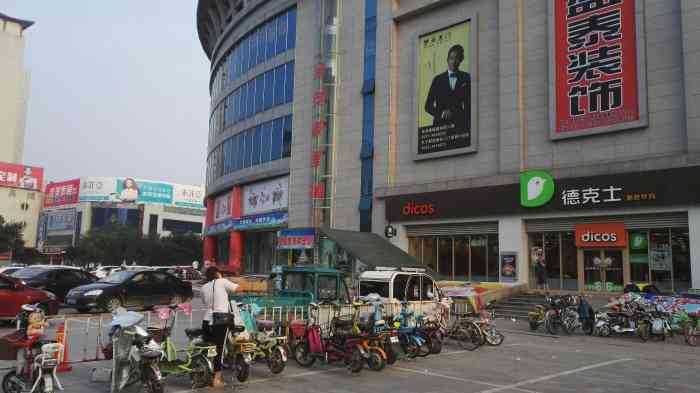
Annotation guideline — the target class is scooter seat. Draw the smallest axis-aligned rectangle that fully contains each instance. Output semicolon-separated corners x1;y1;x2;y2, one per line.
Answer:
142;350;162;360
185;328;203;339
230;325;245;333
256;320;275;331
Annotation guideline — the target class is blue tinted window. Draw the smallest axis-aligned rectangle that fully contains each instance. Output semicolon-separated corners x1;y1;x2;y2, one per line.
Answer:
247;81;256;117
240;38;249;75
266;20;277;59
285;62;295;103
365;0;377;19
362;94;375;143
287;9;296;49
223;96;230;127
222;139;229;174
233;46;240;80
264;70;274;110
277;13;288;55
249;32;257;69
230;135;238;173
233;89;241;123
252;125;262;165
255;75;264;114
274;65;286;106
244;129;253;167
240;83;248;120
283;115;293;158
257;27;266;65
235;133;244;170
363;18;376;81
227;51;235;84
271;118;283;160
261;121;272;162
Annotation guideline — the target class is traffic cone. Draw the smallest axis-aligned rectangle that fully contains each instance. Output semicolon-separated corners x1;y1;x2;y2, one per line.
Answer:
55;322;72;372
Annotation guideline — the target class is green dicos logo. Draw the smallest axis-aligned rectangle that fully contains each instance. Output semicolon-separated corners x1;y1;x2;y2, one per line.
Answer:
520;170;555;207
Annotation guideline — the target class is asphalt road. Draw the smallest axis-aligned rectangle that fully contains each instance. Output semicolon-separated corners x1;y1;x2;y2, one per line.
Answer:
3;316;699;393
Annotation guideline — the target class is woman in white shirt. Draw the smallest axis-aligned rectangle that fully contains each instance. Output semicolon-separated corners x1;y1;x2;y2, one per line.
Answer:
201;266;239;387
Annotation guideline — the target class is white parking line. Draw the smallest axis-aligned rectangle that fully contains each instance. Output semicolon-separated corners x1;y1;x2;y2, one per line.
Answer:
393;366;541;393
475;358;634;393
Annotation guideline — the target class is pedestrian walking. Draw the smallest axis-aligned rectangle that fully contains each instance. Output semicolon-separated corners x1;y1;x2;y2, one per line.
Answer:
201;266;239;388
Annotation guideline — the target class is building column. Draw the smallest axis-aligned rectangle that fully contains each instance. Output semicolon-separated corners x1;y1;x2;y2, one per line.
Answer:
689;207;700;289
498;217;527;285
203;197;217;264
228;187;244;275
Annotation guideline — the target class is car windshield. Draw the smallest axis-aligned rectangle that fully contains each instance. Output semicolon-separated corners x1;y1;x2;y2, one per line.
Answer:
99;271;135;283
11;268;45;279
359;281;390;298
283;272;314;291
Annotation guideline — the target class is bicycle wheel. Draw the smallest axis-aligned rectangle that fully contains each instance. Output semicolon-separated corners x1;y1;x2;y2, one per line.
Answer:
455;326;481;351
484;326;504;346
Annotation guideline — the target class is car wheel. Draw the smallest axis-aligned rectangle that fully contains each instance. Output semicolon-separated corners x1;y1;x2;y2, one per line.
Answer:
103;296;122;313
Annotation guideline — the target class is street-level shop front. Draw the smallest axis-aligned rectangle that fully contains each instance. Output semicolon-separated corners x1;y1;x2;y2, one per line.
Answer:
384;166;700;293
204;177;289;274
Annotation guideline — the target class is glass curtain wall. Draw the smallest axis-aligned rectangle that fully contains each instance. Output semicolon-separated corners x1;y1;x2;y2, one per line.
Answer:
528;232;578;291
406;235;500;282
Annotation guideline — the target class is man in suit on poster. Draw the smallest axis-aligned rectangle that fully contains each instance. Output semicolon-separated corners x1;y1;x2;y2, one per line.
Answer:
424;44;471;132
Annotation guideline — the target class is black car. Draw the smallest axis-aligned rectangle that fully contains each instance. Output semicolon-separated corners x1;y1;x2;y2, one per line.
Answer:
11;266;96;302
65;269;194;313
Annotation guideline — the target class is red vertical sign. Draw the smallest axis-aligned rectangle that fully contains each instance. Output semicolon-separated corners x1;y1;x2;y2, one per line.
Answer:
554;0;639;134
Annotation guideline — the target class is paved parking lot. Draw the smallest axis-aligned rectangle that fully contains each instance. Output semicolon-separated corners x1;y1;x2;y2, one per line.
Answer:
7;320;699;393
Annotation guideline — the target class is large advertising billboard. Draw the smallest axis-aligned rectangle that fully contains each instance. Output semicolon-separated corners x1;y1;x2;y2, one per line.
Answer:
549;0;647;139
243;177;289;216
77;177;202;208
0;162;44;191
415;19;477;160
44;179;80;207
214;192;231;222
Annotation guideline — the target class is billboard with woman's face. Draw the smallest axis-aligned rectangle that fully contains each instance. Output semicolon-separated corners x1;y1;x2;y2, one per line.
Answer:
416;19;477;160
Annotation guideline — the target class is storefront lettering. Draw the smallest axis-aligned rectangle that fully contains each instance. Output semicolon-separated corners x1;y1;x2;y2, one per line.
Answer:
562;185;622;206
401;202;435;216
581;231;617;242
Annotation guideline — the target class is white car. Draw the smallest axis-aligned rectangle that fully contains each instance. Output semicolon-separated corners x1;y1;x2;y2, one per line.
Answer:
92;266;119;279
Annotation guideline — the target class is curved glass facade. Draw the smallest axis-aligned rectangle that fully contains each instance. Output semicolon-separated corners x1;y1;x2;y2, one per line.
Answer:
206;6;297;188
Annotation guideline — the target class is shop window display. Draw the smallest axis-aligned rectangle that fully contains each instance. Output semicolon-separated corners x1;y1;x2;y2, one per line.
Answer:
437;237;453;278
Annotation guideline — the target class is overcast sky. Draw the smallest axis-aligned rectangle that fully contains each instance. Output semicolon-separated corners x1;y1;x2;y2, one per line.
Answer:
3;1;210;186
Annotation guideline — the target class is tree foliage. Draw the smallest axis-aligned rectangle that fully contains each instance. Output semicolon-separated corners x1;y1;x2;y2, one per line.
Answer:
0;215;24;255
67;224;203;267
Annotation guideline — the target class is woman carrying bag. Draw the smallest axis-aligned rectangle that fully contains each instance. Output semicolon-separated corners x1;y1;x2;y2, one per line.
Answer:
201;266;240;388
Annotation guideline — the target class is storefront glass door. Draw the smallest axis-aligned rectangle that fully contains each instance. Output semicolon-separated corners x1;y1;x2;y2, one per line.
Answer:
583;249;623;292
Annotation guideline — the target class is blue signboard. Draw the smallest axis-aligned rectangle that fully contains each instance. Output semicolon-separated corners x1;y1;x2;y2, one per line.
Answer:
206;211;288;236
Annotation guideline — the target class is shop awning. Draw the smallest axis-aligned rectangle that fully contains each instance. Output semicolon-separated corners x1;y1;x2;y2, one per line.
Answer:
318;227;424;270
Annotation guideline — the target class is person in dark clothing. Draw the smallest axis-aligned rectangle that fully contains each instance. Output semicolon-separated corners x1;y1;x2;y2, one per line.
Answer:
534;259;548;290
424;44;471;131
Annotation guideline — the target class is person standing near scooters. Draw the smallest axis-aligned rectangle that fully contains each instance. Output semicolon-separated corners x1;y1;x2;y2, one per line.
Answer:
201;267;240;388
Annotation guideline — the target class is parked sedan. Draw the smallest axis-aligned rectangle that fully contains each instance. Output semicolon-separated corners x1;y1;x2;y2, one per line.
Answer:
65;269;193;313
11;266;97;302
0;274;59;322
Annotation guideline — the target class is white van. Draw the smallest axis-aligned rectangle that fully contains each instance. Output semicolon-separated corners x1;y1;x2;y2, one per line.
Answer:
357;267;441;303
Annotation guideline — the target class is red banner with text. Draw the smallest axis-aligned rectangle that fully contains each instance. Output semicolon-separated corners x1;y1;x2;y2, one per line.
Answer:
554;0;639;134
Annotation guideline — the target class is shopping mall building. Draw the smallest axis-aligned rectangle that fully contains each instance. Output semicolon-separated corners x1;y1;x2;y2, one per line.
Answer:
198;0;700;293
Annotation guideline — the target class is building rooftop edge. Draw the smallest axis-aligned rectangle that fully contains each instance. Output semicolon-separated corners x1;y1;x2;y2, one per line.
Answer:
0;12;35;30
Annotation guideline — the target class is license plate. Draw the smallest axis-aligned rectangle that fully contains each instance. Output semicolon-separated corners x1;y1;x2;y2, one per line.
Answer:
390;336;399;344
67;299;77;305
207;347;217;357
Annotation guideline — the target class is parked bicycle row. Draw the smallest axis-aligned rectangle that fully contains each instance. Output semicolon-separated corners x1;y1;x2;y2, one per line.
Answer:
527;292;700;345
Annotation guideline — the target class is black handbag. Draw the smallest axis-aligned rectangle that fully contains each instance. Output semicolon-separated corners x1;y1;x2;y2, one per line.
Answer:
210;279;234;327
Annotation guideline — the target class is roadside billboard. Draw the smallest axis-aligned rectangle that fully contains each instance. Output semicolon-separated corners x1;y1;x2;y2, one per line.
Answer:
173;184;205;208
44;208;76;250
0;161;44;191
79;177;118;202
243;176;289;216
44;179;80;207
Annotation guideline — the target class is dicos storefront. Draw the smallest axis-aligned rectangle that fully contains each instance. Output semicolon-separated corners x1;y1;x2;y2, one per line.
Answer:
384;166;700;294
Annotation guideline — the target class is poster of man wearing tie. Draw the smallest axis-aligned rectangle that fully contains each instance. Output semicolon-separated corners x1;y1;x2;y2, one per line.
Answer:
416;20;477;159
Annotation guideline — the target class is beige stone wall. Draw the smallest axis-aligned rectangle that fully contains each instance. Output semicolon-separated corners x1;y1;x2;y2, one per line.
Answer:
0;187;42;248
0;19;30;165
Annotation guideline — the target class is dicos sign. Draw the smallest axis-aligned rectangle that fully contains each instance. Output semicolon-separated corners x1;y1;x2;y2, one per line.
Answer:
575;223;627;248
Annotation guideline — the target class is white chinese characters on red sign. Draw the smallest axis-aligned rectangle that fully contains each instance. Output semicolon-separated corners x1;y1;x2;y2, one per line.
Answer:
44;179;81;207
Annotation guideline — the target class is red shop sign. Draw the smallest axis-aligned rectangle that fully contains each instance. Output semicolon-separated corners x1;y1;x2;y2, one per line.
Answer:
575;223;627;248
